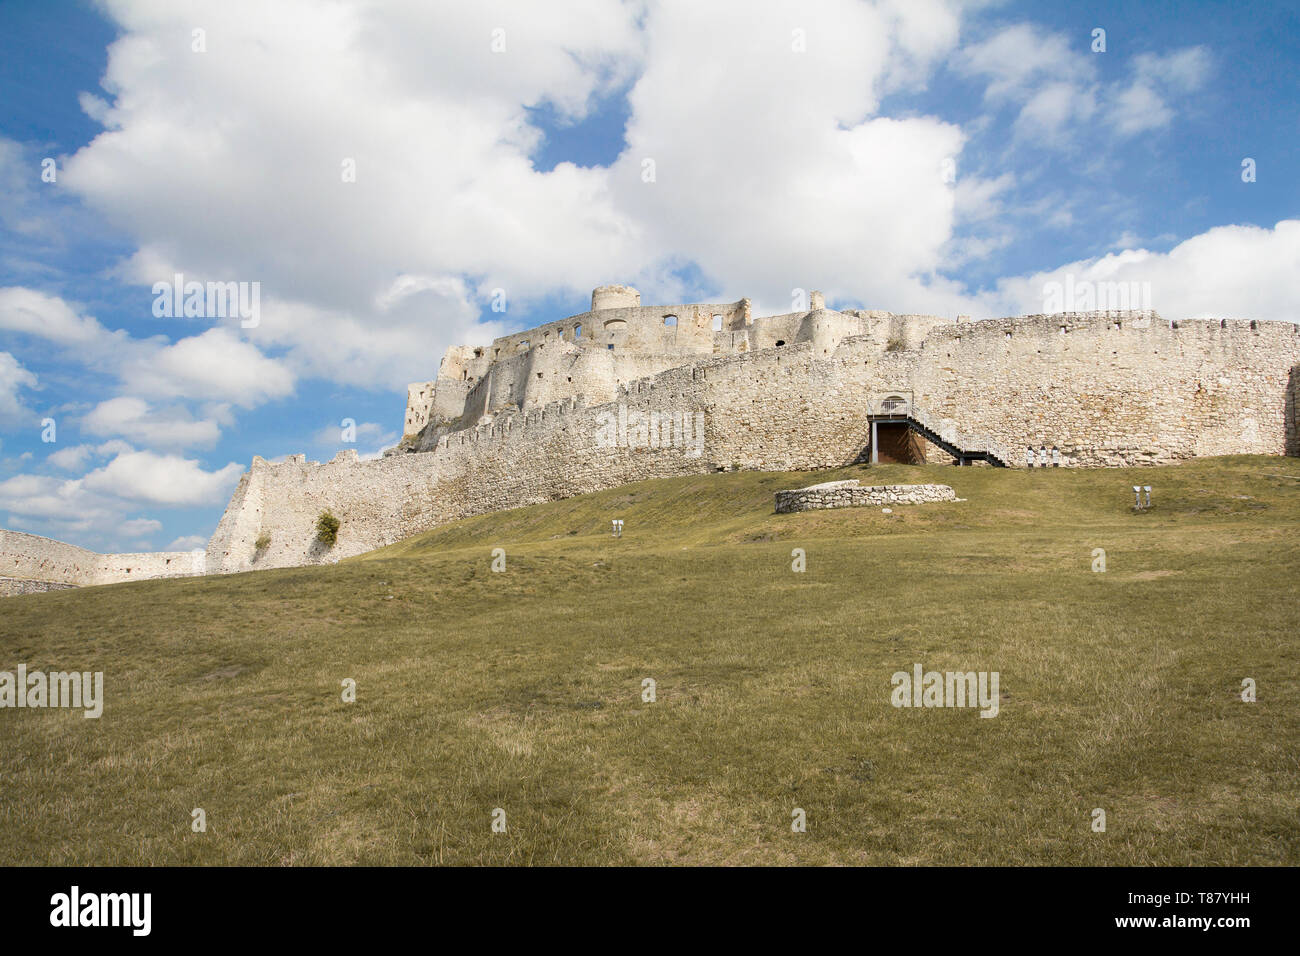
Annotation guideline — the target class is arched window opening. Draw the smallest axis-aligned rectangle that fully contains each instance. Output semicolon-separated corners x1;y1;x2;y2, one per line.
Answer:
712;314;723;331
663;314;678;326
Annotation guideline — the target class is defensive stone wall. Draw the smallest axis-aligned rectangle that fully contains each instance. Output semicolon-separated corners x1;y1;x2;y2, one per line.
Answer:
908;313;1300;466
208;311;1300;574
15;298;1297;589
0;527;206;595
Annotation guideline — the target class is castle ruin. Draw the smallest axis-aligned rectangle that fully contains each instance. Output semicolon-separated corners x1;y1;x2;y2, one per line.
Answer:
4;285;1300;592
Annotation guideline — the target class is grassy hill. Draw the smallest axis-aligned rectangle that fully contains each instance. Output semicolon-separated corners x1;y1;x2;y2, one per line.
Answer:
2;456;1298;865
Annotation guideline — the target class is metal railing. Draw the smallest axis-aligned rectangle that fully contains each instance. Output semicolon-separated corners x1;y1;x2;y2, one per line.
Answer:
868;395;1010;467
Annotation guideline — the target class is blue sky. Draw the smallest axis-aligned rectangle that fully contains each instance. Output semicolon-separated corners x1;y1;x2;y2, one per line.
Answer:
0;0;1296;552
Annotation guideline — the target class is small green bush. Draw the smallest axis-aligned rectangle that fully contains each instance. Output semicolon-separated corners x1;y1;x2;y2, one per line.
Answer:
254;532;271;553
315;511;340;547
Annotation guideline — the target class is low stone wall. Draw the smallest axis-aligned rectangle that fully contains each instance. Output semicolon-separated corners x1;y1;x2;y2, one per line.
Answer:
774;480;957;513
0;577;78;597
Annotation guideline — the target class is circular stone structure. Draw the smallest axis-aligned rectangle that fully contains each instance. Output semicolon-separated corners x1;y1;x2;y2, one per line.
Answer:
591;284;641;311
774;480;957;513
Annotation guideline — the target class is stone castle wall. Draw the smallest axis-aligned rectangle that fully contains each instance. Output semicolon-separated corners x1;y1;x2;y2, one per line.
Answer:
11;306;1294;592
908;313;1300;466
206;312;1300;574
0;527;207;595
398;285;948;444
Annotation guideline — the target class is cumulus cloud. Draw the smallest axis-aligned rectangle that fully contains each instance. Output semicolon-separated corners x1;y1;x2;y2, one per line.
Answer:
82;396;222;448
0;441;243;547
118;327;295;407
984;220;1300;321
55;0;977;371
46;443;95;470
607;0;968;310
0;287;292;453
80;448;243;506
0;472;110;525
0;286;125;349
60;0;647;386
0;351;38;426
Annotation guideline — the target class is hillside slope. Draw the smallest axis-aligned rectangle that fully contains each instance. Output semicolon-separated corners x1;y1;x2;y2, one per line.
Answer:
2;457;1298;865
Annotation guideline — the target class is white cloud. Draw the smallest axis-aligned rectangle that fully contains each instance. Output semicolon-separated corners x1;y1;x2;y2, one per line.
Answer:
0;286;295;410
1108;82;1171;136
1107;46;1211;137
0;443;243;547
82;396;223;448
165;534;208;550
0;351;38;426
956;24;1090;103
47;443;95;470
0;472;110;525
1133;46;1211;92
1015;81;1098;139
607;1;967;310
95;439;134;457
0;286;124;348
60;0;647;387
958;29;1211;146
56;0;976;374
984;220;1300;322
81;449;244;506
954;171;1014;224
119;327;294;407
